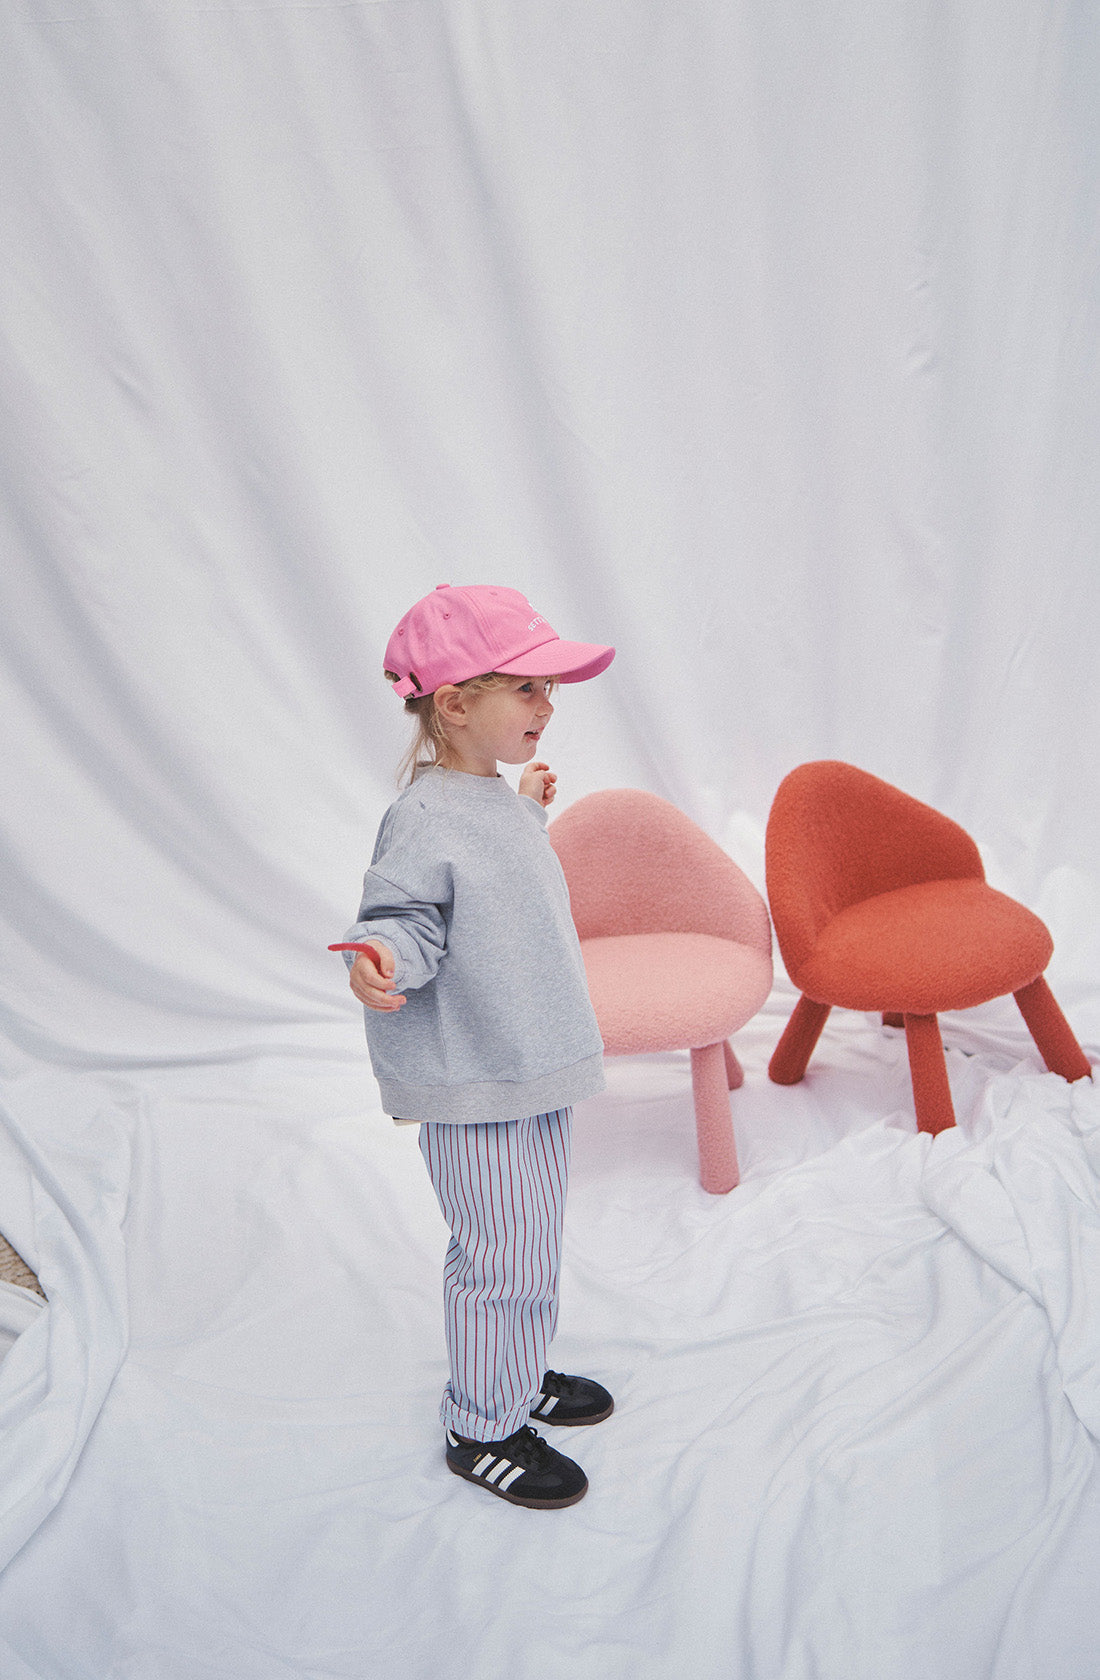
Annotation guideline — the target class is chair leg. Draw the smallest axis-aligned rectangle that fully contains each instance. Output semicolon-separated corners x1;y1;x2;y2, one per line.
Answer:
769;996;831;1085
723;1040;744;1090
903;1013;956;1135
690;1043;739;1194
1014;976;1092;1082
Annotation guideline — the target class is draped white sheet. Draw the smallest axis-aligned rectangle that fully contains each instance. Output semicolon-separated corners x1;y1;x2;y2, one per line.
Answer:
2;1;1099;1675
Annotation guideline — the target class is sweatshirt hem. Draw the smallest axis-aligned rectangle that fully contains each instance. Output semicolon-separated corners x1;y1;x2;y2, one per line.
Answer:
378;1051;606;1126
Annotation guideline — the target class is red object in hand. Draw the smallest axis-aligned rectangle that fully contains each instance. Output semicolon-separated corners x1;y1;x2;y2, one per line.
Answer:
328;942;384;967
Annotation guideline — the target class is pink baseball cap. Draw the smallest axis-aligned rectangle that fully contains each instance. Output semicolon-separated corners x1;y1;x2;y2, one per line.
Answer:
384;584;615;698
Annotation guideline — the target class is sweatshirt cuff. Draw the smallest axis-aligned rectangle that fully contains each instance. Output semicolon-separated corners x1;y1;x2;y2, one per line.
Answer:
338;931;411;992
520;795;550;828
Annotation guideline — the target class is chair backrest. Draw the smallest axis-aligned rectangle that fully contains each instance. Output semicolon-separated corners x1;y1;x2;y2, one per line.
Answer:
765;760;985;977
548;788;771;950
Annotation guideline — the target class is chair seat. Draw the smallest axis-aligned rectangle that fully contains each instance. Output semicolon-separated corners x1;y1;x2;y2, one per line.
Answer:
796;878;1053;1014
580;932;774;1055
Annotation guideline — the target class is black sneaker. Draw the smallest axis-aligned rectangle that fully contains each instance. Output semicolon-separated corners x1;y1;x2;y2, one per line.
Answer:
445;1424;588;1509
529;1369;615;1427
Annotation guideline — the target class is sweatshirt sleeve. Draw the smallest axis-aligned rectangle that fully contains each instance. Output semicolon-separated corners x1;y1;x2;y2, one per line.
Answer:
340;794;451;992
341;868;448;993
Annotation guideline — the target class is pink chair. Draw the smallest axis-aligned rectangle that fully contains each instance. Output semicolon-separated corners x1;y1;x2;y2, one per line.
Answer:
549;789;773;1193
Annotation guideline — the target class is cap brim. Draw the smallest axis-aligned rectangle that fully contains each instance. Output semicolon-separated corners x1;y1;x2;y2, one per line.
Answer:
494;640;615;683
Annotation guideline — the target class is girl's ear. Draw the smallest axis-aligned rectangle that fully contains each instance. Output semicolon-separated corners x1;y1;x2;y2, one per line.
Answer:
433;684;465;727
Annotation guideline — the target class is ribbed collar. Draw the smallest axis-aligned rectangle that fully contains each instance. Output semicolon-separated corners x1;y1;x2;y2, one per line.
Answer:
415;765;515;799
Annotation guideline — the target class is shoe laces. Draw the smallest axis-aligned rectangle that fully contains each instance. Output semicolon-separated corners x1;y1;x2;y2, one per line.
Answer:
539;1370;576;1398
502;1426;555;1469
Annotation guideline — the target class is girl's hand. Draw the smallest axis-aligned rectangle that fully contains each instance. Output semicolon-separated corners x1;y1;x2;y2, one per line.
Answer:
520;761;557;808
348;942;406;1011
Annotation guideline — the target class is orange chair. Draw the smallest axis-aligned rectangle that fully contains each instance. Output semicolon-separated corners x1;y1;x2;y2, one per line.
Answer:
549;789;773;1193
765;760;1091;1133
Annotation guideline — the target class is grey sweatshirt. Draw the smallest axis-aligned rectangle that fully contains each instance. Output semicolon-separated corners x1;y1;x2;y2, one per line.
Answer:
342;766;605;1124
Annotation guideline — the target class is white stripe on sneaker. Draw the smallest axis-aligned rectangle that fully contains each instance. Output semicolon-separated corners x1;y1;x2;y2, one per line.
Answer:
498;1465;525;1492
533;1394;558;1415
473;1454;496;1477
485;1460;510;1484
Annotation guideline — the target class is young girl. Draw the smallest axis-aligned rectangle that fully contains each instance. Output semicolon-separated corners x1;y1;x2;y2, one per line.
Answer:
334;584;616;1510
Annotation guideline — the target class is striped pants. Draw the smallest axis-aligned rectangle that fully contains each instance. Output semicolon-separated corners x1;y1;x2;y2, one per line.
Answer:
418;1109;571;1443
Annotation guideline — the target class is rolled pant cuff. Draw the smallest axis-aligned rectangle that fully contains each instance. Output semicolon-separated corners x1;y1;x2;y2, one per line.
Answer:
441;1391;539;1444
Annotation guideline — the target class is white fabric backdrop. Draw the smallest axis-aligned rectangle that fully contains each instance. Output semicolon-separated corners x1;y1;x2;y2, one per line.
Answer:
2;2;1099;1676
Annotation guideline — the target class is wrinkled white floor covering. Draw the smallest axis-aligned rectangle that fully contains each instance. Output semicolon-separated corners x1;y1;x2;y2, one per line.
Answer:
1;1004;1099;1680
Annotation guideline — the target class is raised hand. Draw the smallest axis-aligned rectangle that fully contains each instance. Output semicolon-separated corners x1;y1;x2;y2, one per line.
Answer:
520;760;557;808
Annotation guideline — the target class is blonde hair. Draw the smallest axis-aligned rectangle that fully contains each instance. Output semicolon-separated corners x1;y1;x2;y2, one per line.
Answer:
387;670;554;785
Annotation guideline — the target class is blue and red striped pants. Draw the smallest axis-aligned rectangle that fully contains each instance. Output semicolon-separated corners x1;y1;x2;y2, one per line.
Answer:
418;1109;571;1443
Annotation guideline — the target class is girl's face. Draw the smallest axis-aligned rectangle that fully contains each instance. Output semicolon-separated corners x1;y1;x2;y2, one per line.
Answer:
442;677;555;776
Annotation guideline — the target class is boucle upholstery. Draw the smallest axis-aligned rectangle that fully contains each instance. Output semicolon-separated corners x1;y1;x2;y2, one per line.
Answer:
798;879;1052;1014
580;933;773;1055
766;759;986;979
555;789;772;949
549;789;773;1193
765;761;1091;1134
